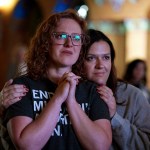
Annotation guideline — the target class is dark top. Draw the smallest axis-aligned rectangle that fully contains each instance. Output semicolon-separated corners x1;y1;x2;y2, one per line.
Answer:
5;75;110;150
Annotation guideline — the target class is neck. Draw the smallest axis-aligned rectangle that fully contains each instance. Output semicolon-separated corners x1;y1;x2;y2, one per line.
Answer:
46;67;72;84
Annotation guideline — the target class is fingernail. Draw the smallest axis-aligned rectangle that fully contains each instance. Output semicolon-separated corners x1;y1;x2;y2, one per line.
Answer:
25;88;29;92
23;93;26;95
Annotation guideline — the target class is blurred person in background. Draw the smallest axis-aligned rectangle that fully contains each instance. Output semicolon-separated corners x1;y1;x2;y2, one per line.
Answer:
123;59;150;103
7;43;27;79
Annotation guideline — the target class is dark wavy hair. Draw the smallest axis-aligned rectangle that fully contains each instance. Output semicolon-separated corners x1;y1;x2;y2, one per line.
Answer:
23;9;87;80
76;29;118;95
123;59;147;85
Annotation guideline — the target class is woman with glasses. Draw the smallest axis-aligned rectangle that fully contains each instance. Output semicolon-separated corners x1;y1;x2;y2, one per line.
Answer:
1;10;111;150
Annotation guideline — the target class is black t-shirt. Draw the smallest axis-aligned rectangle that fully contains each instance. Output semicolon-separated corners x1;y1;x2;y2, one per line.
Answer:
5;75;110;150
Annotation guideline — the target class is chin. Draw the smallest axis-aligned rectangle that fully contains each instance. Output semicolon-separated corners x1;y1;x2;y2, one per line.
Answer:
65;60;77;65
95;80;105;85
62;61;76;66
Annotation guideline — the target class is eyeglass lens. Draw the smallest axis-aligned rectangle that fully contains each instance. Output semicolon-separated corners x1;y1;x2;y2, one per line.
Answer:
53;32;83;46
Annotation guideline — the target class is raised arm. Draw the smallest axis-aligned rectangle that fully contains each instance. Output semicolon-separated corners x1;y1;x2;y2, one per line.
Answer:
6;77;70;150
97;83;150;149
0;79;28;109
65;72;112;150
96;85;116;118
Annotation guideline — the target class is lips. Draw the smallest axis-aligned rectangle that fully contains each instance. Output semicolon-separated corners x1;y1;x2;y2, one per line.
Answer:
94;72;105;76
61;50;73;55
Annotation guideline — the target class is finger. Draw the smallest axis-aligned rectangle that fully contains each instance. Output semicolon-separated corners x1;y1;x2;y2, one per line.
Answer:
59;72;81;87
103;92;113;101
3;97;22;108
97;88;107;96
3;85;28;100
100;94;110;102
4;79;13;88
104;87;113;96
66;75;81;83
66;72;81;79
3;85;27;98
64;72;77;78
1;80;14;97
97;86;113;97
3;84;26;93
5;91;27;101
97;89;112;101
100;93;115;105
62;72;80;81
58;72;72;84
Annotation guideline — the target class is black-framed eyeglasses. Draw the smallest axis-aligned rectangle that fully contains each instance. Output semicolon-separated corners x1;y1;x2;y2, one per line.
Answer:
52;32;87;46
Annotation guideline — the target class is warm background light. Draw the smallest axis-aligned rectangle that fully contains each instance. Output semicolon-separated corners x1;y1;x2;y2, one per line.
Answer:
125;19;148;63
0;0;18;14
126;30;147;62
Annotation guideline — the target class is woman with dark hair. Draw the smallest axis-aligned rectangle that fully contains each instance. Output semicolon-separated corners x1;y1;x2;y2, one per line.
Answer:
79;29;150;149
0;11;111;150
123;59;150;102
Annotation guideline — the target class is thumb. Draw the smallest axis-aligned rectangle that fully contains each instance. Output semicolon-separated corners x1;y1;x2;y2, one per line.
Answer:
4;79;13;87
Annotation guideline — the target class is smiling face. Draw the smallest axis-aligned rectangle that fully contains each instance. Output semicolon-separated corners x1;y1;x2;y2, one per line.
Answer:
49;18;82;68
84;41;112;85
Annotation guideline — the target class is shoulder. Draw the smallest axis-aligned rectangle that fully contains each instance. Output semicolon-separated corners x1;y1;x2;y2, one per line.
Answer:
76;80;99;99
12;75;30;85
76;80;98;93
117;81;142;95
116;81;148;104
13;75;49;86
77;80;97;88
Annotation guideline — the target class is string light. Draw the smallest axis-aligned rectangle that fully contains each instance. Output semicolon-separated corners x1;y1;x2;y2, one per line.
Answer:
77;5;89;19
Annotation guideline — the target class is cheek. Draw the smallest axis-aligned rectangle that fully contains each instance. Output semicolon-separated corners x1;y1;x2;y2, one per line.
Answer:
71;46;81;60
107;62;112;72
105;63;111;79
84;63;94;78
76;46;81;55
49;45;55;54
83;62;91;72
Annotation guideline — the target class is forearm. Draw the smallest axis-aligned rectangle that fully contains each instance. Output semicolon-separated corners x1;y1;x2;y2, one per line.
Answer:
8;97;62;149
111;112;150;149
66;100;111;150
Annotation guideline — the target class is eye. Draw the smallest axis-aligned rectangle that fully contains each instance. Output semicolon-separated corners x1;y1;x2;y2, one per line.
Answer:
61;34;67;39
72;34;81;41
55;33;67;39
103;55;111;60
85;55;96;61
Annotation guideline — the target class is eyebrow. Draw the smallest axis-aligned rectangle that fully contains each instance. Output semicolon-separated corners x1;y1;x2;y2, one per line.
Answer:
87;53;111;56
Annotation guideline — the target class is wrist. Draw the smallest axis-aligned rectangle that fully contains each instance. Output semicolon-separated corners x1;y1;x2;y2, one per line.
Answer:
66;98;77;107
110;112;116;121
51;95;64;107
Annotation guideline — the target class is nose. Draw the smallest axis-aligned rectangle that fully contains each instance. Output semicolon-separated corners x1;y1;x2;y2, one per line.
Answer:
64;36;73;47
95;58;103;69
